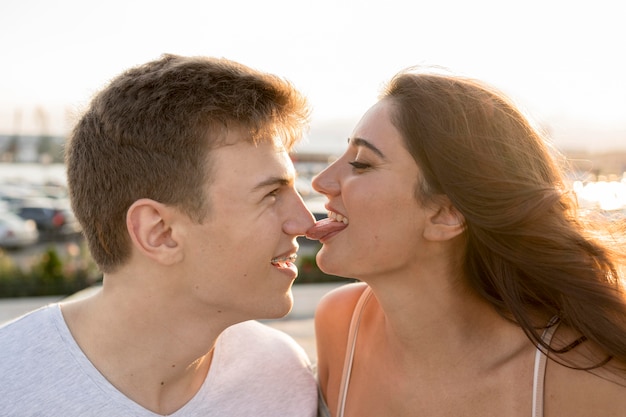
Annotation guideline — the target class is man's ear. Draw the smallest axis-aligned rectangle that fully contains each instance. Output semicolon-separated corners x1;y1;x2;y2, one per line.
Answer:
126;199;183;265
423;198;465;242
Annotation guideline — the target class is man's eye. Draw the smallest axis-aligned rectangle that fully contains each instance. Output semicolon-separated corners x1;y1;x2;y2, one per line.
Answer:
267;188;280;197
349;161;371;170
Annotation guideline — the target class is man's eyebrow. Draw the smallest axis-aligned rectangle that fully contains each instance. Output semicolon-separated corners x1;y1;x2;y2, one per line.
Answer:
349;137;386;159
253;176;292;191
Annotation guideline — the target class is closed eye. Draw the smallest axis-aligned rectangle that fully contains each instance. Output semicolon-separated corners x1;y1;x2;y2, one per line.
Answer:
349;161;371;170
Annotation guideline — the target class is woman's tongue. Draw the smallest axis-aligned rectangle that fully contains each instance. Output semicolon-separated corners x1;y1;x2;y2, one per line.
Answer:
305;218;348;240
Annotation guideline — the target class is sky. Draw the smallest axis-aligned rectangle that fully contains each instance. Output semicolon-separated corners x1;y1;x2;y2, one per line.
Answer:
1;0;625;154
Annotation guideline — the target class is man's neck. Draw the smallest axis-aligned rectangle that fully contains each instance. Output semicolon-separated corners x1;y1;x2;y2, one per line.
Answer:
60;285;226;415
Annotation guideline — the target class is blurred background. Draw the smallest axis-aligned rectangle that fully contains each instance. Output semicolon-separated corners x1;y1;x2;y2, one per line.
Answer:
1;0;625;298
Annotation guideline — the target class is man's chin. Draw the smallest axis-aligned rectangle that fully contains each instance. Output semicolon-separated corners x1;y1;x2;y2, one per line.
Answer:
261;291;294;320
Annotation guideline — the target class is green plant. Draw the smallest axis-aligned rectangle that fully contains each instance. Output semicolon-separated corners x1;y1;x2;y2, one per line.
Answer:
0;242;101;298
295;253;346;284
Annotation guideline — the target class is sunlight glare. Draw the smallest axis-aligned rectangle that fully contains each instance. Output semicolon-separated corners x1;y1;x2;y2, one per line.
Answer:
574;174;626;212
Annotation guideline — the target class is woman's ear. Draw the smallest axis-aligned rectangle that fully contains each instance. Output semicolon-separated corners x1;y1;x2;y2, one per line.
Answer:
423;197;465;242
126;199;183;265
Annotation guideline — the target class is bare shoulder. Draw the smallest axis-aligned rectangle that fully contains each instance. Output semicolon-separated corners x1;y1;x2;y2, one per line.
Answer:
314;282;369;408
316;282;369;321
545;326;626;417
546;358;626;416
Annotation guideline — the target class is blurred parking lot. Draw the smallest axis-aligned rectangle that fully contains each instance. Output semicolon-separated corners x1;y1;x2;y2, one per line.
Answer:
0;163;82;255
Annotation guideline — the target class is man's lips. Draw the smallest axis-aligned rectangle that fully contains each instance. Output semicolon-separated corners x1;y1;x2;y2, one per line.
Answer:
271;250;298;267
270;250;299;278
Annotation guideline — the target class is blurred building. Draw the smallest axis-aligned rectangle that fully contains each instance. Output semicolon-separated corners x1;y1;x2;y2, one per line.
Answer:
0;134;65;164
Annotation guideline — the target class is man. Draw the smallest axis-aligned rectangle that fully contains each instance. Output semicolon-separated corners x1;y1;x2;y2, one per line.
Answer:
0;54;318;416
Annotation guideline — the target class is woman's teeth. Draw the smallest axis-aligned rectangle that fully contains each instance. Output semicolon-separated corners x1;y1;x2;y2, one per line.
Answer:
328;211;349;225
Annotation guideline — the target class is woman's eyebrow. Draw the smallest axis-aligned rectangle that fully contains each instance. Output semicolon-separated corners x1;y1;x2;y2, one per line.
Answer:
348;137;386;159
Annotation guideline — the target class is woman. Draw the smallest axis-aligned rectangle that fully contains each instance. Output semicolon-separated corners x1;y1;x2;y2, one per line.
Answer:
308;69;626;417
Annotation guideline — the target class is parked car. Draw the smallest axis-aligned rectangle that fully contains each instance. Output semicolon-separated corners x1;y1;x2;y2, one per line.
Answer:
0;211;39;249
15;198;82;240
0;184;41;211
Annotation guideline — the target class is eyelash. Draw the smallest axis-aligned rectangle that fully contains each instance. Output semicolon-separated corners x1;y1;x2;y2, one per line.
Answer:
349;161;371;170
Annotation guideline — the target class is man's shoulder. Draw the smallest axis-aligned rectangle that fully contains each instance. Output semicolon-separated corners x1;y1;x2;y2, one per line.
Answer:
224;320;301;347
0;304;59;343
206;321;317;417
0;305;64;372
0;304;77;406
220;320;309;363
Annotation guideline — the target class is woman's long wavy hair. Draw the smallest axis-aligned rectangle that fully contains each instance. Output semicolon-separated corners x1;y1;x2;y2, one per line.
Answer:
382;69;626;370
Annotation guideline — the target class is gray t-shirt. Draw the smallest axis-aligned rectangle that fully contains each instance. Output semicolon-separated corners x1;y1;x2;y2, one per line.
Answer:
0;304;318;416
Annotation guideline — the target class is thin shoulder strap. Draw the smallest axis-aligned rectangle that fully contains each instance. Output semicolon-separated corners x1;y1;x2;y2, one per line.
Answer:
532;316;560;417
336;286;373;417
